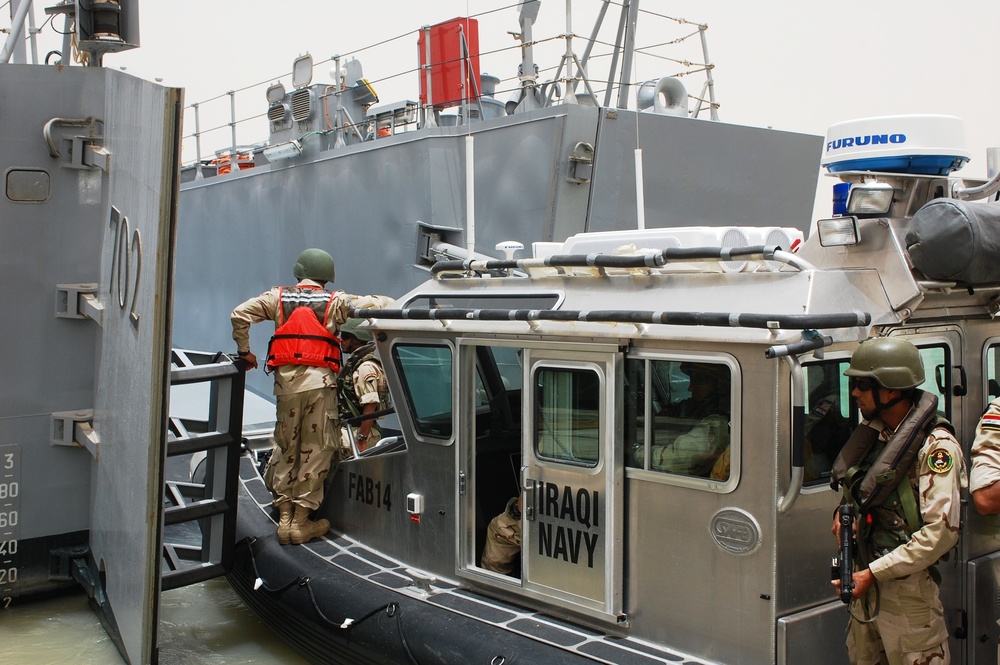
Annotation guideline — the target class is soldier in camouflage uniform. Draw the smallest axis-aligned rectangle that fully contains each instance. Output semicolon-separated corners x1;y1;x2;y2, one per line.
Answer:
337;318;390;454
481;496;522;575
970;397;1000;515
231;249;391;545
830;337;966;665
969;397;1000;663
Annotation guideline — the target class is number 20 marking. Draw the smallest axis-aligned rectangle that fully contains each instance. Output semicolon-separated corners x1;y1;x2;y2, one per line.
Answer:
109;206;142;329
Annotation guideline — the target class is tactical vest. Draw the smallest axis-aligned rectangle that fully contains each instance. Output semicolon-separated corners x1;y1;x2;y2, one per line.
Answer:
831;390;954;560
337;343;388;419
265;286;342;373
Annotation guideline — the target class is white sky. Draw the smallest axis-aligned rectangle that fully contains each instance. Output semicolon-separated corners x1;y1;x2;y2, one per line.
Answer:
8;0;1000;223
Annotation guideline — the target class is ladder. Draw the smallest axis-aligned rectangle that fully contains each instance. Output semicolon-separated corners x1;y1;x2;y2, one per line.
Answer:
161;349;245;591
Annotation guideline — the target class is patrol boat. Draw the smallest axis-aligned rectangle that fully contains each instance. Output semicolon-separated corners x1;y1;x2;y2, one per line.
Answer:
4;2;824;663
224;114;1000;664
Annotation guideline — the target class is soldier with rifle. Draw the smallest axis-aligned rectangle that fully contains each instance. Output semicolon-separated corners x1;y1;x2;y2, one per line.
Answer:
829;337;966;665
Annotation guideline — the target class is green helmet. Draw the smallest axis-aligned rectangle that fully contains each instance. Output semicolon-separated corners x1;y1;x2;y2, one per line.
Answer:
293;248;335;283
844;337;924;390
339;318;373;342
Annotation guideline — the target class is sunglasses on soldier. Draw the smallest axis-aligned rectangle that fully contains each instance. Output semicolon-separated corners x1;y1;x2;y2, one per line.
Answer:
849;378;877;393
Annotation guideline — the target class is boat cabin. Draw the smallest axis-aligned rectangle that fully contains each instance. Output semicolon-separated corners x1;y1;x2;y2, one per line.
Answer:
328;177;1000;664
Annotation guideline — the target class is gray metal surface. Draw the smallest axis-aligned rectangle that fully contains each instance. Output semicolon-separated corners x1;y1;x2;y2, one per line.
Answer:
87;70;179;665
588;111;821;233
173;104;821;400
0;64;180;664
968;551;1000;665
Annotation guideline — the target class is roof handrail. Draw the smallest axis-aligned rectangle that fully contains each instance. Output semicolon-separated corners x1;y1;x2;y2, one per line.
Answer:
430;244;816;276
350;307;870;331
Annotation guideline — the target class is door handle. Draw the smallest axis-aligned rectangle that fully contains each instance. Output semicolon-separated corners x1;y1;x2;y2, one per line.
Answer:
522;472;535;520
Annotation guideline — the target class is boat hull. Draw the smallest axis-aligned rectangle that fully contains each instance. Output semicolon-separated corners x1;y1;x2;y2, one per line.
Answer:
228;456;711;665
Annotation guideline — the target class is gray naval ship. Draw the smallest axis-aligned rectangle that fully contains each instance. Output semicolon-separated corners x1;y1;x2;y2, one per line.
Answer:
5;1;1000;664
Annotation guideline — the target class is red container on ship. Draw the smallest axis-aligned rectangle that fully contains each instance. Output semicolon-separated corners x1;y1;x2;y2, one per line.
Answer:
417;17;480;109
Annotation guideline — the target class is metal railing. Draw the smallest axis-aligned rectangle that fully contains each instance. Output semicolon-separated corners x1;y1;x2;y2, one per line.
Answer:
161;349;245;591
177;4;720;170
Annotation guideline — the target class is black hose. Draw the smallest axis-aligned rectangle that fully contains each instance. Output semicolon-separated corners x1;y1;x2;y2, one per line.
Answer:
430;245;778;274
352;307;870;331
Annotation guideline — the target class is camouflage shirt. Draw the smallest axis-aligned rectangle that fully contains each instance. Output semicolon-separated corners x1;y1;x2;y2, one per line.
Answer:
970;398;1000;494
864;417;967;582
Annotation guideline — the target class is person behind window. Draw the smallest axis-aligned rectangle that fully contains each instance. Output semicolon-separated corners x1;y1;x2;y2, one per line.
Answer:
642;362;731;477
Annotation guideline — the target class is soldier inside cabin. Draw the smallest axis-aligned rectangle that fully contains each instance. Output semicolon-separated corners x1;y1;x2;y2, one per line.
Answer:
641;361;732;479
337;318;390;455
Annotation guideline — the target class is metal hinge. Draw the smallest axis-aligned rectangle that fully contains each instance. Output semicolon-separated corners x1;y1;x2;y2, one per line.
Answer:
566;141;594;184
55;283;104;326
51;409;100;459
43;116;110;172
458;470;466;496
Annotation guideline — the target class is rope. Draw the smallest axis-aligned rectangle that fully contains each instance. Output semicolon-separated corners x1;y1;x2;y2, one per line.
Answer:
235;536;423;664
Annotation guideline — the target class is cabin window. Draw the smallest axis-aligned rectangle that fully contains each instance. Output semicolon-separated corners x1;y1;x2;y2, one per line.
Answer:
392;343;453;440
802;360;854;485
534;367;601;466
919;345;952;421
801;344;952;486
625;358;732;480
492;345;524;393
986;344;1000;401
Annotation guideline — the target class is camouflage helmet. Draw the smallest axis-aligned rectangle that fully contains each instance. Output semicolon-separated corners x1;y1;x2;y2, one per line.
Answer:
339;318;372;342
293;248;335;283
844;337;924;390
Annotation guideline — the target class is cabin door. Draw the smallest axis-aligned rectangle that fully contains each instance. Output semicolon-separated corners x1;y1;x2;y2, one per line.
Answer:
521;347;625;622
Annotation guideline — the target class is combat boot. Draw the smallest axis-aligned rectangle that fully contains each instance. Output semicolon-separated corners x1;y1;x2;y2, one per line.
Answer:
289;505;330;545
276;502;294;545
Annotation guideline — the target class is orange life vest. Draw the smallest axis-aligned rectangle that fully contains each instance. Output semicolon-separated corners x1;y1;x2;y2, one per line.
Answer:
265;286;342;373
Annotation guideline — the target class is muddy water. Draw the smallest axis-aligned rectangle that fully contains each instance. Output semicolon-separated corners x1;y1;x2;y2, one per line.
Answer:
2;577;309;665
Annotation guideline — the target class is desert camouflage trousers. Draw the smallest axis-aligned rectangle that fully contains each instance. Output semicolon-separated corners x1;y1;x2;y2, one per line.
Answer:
481;504;522;574
846;569;950;665
263;387;340;511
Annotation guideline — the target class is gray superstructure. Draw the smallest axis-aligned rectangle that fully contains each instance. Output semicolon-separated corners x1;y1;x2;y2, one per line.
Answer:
171;3;821;400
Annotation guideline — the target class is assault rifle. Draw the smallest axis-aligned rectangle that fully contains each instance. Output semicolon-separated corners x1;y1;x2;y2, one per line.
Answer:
830;504;856;603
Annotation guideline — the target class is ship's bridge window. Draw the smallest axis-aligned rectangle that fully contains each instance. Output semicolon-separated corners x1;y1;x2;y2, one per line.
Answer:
626;358;734;483
392;343;453;441
534;367;601;466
